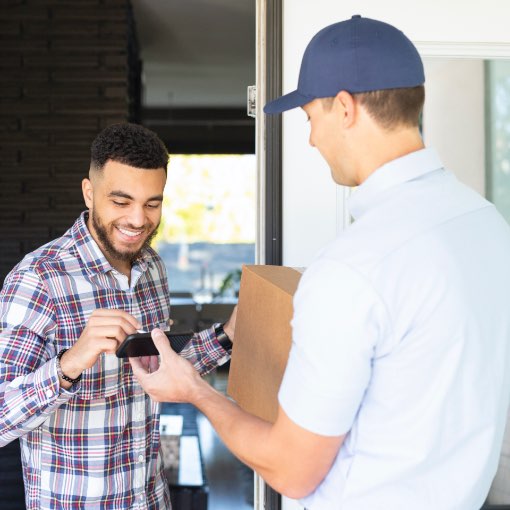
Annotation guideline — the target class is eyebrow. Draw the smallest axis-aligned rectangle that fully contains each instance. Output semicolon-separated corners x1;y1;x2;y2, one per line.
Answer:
108;191;164;202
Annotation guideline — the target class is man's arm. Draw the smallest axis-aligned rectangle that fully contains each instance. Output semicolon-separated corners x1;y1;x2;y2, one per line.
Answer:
178;305;237;375
194;387;343;498
130;328;344;498
0;269;141;445
0;269;69;446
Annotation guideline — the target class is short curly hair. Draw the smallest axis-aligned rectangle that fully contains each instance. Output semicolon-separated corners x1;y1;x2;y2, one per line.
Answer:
90;123;169;172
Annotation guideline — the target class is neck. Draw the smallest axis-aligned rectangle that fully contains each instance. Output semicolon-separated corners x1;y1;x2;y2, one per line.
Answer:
355;126;425;185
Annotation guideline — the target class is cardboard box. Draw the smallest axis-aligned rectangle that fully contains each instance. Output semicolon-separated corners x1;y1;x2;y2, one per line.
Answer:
227;265;303;423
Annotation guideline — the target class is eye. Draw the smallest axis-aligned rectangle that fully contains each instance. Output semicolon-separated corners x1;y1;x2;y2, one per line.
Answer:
146;202;161;209
113;201;128;207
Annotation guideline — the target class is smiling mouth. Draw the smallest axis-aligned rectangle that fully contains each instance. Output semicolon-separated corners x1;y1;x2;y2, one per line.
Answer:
116;226;145;239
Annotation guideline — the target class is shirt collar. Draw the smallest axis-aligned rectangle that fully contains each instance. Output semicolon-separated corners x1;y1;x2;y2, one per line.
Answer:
348;148;444;220
72;211;149;276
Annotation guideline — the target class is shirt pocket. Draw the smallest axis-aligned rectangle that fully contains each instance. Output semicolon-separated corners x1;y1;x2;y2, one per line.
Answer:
76;353;125;400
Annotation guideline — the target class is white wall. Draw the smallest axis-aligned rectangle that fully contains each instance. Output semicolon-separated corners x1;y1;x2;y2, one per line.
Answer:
281;0;510;267
278;1;510;508
282;107;340;267
422;59;485;195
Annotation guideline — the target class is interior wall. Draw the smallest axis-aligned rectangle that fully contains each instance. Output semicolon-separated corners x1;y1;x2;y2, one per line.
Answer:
280;0;510;269
132;0;256;155
0;0;136;287
279;1;510;509
132;0;255;109
422;59;485;195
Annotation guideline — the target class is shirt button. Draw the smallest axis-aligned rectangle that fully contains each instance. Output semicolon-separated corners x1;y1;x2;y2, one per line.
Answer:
138;454;144;462
45;389;53;398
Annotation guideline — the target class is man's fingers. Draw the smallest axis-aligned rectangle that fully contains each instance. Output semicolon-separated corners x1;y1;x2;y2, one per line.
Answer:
103;338;121;354
129;356;148;378
88;325;131;343
90;309;141;329
140;356;151;369
151;328;175;359
88;316;139;335
224;305;237;340
138;355;160;372
149;355;160;372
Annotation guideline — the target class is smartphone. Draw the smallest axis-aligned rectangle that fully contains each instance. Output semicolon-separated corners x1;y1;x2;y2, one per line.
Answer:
116;330;194;358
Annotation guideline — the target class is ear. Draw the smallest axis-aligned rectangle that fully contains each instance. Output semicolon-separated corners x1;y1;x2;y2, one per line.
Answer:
82;178;93;209
335;90;357;128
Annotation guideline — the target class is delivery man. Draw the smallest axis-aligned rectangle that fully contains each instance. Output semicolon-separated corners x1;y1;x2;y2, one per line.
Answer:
130;15;510;509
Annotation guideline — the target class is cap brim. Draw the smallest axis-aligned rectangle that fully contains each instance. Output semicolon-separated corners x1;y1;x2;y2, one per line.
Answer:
263;90;316;114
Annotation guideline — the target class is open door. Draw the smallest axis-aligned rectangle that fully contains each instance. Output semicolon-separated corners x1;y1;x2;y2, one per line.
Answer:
254;0;283;508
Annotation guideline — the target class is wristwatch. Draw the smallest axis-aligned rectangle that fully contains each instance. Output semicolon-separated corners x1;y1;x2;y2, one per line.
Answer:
56;348;82;385
214;323;233;352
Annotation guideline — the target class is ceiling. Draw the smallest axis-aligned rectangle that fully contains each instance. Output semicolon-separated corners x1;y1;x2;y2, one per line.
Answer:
131;0;256;108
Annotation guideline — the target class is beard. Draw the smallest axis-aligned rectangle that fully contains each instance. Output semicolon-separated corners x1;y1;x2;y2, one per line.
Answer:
91;210;159;265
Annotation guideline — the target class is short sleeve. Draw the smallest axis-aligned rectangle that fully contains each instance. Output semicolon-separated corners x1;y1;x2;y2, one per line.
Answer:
278;258;390;436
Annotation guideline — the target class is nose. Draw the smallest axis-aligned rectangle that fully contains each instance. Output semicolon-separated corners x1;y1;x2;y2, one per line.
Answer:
127;204;146;228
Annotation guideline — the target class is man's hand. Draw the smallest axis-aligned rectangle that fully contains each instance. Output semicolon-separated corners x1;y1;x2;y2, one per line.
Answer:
223;304;237;341
59;309;140;386
130;330;343;500
129;328;205;403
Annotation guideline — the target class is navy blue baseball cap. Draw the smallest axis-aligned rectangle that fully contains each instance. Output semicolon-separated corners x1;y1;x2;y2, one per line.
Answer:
264;15;425;114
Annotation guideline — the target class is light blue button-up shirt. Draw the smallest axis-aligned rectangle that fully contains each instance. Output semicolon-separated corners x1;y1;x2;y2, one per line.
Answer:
280;148;510;509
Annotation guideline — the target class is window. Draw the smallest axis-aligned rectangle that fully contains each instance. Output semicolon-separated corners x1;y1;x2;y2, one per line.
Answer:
154;154;256;303
486;60;510;224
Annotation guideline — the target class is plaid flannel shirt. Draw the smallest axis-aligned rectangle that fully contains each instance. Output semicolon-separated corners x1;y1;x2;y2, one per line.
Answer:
0;212;229;509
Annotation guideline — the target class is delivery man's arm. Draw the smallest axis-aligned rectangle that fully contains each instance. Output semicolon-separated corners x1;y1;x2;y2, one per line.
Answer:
130;328;344;499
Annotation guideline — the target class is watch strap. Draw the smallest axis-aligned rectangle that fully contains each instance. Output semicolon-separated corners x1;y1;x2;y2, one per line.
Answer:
215;323;233;352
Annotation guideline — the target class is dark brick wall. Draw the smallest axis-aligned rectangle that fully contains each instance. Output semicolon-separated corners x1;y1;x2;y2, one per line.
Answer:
0;1;138;506
0;0;138;286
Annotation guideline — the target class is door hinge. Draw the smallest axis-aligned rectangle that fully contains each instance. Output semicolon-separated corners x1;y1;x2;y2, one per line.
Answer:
247;85;257;118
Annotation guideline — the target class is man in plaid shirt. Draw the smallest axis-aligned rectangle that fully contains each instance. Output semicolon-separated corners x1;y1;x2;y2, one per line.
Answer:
0;123;234;509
